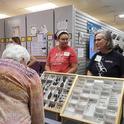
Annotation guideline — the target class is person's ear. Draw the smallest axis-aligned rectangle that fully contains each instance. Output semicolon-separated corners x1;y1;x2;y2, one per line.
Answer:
20;58;27;66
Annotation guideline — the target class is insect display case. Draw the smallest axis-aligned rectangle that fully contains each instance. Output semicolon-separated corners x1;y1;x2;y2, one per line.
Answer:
41;71;77;120
61;75;124;124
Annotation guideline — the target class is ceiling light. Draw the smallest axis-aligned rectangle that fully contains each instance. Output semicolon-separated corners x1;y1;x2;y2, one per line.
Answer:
118;14;124;18
0;14;9;19
25;3;57;12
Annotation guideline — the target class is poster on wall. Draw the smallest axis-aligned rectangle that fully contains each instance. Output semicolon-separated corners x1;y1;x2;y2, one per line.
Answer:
47;34;54;52
78;32;85;44
31;33;47;56
27;25;48;60
30;26;37;37
12;26;20;37
77;48;84;57
87;21;101;59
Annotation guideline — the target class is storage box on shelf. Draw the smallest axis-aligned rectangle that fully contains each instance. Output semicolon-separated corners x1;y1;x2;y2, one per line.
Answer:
61;75;124;124
41;71;77;120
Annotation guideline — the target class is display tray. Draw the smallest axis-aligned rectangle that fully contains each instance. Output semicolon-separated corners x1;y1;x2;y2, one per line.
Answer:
41;71;77;113
61;75;124;124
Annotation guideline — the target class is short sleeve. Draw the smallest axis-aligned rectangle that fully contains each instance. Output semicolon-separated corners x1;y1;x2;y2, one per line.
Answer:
119;55;124;77
87;54;96;70
70;48;78;63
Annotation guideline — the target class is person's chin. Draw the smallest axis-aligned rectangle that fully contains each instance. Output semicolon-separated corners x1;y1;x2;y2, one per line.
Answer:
96;48;101;52
62;45;68;48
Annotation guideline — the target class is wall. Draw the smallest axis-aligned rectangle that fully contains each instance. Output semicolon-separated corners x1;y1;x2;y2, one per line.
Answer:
26;9;54;60
4;15;26;47
0;19;5;57
5;15;26;38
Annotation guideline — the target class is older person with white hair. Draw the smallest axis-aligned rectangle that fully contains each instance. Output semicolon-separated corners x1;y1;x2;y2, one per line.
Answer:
2;43;30;65
0;44;44;124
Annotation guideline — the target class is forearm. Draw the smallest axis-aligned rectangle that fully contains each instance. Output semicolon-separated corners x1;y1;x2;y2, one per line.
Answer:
30;76;45;124
67;68;77;73
27;60;36;67
31;99;44;124
28;56;36;67
45;65;51;71
67;64;77;73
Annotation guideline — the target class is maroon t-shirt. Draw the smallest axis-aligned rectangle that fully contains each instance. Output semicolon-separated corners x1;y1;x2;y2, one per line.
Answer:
47;46;77;72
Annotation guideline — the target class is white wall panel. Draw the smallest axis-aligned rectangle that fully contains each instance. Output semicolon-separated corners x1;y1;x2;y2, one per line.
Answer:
5;15;26;38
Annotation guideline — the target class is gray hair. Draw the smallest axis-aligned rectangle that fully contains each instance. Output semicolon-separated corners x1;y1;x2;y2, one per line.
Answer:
95;30;113;50
2;44;30;64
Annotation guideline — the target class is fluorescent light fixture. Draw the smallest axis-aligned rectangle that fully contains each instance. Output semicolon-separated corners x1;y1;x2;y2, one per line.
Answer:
25;3;57;12
0;14;9;19
118;14;124;18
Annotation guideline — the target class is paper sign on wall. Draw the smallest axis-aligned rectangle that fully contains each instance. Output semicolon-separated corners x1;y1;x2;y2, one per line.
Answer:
78;48;84;57
12;26;20;37
31;26;37;36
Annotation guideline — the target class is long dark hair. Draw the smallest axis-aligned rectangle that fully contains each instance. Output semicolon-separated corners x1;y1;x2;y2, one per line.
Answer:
12;37;21;45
